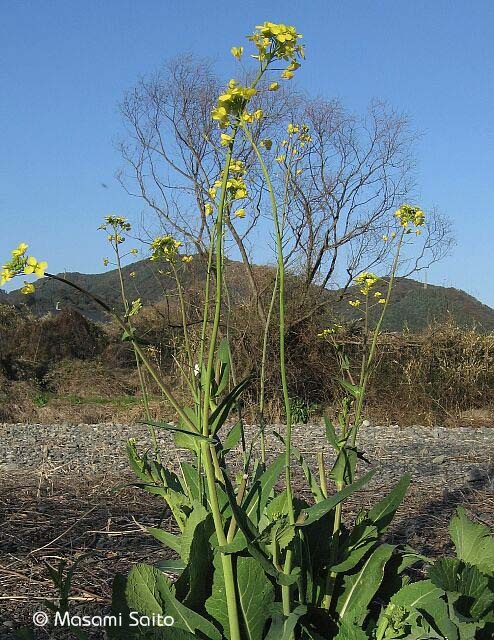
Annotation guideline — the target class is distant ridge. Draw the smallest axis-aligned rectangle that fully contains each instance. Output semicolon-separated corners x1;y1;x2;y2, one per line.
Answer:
2;259;494;332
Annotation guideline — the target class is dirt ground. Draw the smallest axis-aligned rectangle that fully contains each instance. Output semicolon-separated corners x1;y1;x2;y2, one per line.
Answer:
1;422;493;638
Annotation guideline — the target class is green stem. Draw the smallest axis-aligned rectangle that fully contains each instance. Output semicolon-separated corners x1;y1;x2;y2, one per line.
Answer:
351;229;405;447
258;269;278;464
113;238;158;455
241;124;296;619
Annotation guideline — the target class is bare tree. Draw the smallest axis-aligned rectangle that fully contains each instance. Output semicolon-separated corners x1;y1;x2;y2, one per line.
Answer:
118;56;452;326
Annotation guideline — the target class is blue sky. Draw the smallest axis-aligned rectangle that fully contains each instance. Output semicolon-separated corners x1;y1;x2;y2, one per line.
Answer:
2;0;493;305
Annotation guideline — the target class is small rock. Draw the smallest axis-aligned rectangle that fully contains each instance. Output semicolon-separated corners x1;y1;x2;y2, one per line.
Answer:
0;463;20;472
466;466;488;483
432;455;446;465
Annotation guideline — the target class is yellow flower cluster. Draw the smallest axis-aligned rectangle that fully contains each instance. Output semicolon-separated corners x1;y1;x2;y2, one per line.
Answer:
355;271;379;296
1;243;48;295
394;204;425;229
213;23;303;131
150;235;182;263
248;22;304;75
208;160;249;208
99;215;131;245
212;79;257;130
317;324;343;339
100;215;131;231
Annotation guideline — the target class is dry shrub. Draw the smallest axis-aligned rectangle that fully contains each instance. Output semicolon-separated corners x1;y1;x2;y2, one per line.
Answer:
44;359;136;398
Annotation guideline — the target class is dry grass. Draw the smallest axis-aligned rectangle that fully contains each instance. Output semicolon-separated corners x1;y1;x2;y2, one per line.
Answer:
1;304;493;426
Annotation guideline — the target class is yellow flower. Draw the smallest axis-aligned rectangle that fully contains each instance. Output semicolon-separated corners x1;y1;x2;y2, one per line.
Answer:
355;271;379;295
374;291;382;298
242;112;254;123
382;235;388;241
276;155;286;163
24;257;47;277
394;204;426;229
281;69;294;80
12;243;28;257
220;133;233;146
234;208;246;218
208;187;217;199
1;268;14;286
21;282;35;295
231;46;243;60
100;215;131;231
103;258;109;266
287;123;300;134
349;299;361;308
205;203;214;216
129;271;136;278
128;298;142;317
234;188;247;199
268;82;280;91
378;299;386;304
253;109;263;120
130;248;139;255
296;168;302;175
150;235;182;263
182;255;193;263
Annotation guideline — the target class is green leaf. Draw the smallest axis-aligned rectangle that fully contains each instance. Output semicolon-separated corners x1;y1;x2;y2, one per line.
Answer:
215;338;231;396
236;556;275;640
334;619;369;639
292;446;325;502
210;375;252;436
179;462;201;501
154;559;186;573
146;528;181;553
108;573;137;639
330;447;358;486
205;553;231;639
140;420;213;443
331;524;378;573
429;558;493;621
368;474;411;533
450;507;494;574
390;579;444;609
339;378;363;398
175;502;215;609
389;580;458;640
324;416;341;451
428;557;462;592
337;543;395;624
264;605;307;640
243;454;285;525
221;472;297;586
125;564;221;640
297;469;376;527
222;421;242;453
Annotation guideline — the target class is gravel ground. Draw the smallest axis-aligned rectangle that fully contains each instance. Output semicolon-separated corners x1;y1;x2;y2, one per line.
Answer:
0;421;493;637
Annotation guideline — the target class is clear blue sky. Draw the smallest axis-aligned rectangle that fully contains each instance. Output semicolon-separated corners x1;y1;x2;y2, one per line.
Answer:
2;0;493;305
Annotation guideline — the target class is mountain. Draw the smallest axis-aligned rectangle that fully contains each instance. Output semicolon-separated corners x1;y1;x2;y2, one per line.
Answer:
2;259;494;332
329;278;494;332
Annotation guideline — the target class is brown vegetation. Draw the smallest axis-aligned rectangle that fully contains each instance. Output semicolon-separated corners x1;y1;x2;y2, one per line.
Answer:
0;303;493;426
